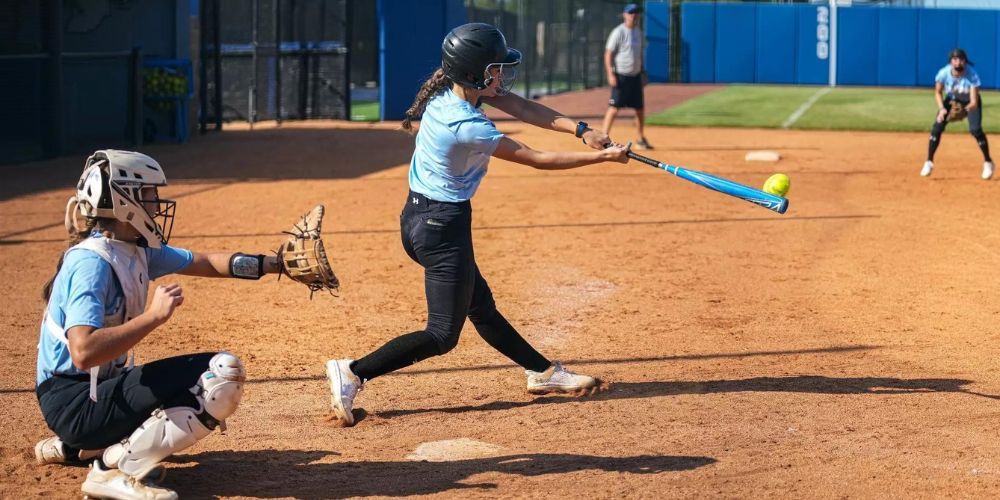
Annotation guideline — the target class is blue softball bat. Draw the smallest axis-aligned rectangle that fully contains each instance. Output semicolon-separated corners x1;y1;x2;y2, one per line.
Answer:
627;151;789;214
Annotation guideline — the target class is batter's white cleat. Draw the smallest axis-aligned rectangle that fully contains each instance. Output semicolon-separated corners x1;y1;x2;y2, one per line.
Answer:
34;436;102;465
326;359;362;426
983;161;994;180
81;461;177;500
526;362;599;395
920;160;934;177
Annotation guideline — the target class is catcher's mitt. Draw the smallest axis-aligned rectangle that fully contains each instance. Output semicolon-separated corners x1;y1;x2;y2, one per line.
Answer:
277;205;339;297
947;101;968;122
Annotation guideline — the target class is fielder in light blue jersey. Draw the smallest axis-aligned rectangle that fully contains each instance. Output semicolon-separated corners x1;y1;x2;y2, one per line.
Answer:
922;48;994;180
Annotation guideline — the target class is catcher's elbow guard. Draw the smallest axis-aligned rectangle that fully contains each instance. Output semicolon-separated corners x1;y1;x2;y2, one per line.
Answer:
230;253;266;279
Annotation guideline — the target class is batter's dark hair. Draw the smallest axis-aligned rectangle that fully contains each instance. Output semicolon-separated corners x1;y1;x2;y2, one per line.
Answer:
401;68;451;132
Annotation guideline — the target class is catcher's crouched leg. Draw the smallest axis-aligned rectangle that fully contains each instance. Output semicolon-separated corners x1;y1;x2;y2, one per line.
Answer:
102;352;245;479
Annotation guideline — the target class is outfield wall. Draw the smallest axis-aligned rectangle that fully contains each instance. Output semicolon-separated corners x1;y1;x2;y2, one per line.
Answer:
680;2;1000;89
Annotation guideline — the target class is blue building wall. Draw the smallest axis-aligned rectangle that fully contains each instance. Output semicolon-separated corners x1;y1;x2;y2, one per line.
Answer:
378;0;465;120
680;2;1000;89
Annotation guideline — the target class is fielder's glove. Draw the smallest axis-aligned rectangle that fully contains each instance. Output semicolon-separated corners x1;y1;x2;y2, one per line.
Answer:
276;205;339;297
947;101;968;122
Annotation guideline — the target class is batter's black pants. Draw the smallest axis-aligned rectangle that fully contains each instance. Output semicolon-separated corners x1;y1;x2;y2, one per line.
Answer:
350;191;551;381
36;352;214;455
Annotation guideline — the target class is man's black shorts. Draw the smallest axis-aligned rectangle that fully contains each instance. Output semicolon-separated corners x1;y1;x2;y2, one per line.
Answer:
609;73;644;109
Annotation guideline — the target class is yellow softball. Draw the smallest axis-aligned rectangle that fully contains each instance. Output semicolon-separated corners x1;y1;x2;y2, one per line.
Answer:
763;173;790;197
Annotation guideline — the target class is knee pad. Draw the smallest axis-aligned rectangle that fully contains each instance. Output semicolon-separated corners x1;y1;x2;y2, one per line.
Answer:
102;352;245;479
197;351;246;423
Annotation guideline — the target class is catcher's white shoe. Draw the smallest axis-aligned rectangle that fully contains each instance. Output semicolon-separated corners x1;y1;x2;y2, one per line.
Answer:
983;161;994;180
81;461;177;500
526;362;599;395
326;359;362;426
34;436;102;465
920;160;934;177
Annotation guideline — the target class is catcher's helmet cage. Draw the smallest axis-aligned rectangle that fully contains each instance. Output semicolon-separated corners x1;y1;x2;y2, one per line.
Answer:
442;23;521;95
75;150;175;248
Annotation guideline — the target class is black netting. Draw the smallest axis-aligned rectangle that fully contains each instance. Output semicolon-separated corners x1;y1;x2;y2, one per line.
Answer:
202;0;348;127
467;0;628;98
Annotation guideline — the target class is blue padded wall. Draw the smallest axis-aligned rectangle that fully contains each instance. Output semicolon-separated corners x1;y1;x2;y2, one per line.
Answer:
681;3;716;83
877;8;919;86
645;1;671;83
795;4;828;85
715;3;756;83
837;7;879;85
755;4;796;84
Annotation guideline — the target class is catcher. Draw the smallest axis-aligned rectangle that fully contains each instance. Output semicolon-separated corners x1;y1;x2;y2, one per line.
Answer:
922;48;994;180
32;150;336;500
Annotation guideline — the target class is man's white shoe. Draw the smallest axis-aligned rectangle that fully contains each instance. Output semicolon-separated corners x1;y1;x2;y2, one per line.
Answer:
81;461;177;500
983;161;994;180
526;362;599;395
326;359;362;426
920;160;934;177
34;436;102;465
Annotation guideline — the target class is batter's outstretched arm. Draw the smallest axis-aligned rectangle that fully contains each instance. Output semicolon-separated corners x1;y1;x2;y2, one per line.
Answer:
483;94;609;149
180;252;280;278
493;136;628;170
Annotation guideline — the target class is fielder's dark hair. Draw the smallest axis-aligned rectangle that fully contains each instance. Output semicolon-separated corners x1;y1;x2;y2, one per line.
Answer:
401;68;451;132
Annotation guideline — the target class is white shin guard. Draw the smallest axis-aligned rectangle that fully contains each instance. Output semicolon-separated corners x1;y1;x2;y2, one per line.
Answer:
103;352;245;479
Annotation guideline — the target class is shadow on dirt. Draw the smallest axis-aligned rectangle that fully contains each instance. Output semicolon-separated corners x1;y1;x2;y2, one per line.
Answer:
373;375;1000;420
166;450;716;498
0;126;416;202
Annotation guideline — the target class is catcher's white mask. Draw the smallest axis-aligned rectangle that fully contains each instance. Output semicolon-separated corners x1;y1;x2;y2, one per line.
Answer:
71;150;175;248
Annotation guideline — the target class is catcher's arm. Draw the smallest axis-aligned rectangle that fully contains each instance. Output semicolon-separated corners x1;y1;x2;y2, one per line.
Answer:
180;252;281;279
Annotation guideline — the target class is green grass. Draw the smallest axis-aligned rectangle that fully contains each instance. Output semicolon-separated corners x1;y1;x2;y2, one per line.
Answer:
351;101;379;121
647;85;1000;133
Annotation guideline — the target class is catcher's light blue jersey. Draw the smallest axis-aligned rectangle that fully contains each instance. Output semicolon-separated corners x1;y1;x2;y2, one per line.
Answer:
36;233;192;386
936;65;981;100
408;89;504;202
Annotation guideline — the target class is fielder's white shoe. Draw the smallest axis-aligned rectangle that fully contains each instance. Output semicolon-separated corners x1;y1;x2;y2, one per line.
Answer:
526;362;599;395
326;359;362;426
34;436;102;465
983;161;994;180
920;160;934;177
81;460;177;500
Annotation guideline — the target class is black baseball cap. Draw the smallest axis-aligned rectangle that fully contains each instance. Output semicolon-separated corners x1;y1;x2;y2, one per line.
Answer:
949;48;974;65
624;3;640;14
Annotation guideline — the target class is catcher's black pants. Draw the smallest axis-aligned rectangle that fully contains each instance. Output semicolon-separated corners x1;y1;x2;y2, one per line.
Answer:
350;191;551;382
928;97;991;161
36;352;213;454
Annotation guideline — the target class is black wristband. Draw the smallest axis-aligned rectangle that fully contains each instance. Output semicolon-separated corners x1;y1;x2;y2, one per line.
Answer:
575;121;589;138
230;253;266;280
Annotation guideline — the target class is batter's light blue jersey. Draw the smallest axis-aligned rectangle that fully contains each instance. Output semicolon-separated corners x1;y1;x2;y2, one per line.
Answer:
408;89;504;202
936;65;981;100
36;233;192;386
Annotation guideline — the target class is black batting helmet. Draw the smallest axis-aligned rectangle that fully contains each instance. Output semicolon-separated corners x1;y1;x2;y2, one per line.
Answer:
441;23;521;93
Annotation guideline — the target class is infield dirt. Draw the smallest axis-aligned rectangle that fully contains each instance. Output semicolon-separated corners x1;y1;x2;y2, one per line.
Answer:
2;87;1000;498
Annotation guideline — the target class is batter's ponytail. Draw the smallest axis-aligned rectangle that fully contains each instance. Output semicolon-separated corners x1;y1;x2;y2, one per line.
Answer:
401;68;451;132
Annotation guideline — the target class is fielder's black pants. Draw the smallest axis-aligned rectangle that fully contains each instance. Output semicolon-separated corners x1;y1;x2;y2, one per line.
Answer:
36;352;214;455
350;191;551;381
928;97;991;162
